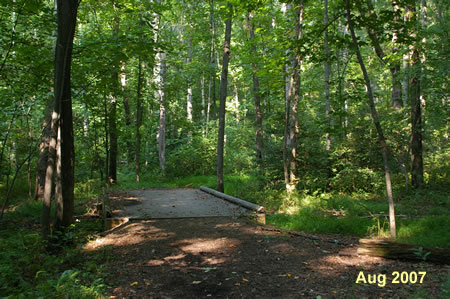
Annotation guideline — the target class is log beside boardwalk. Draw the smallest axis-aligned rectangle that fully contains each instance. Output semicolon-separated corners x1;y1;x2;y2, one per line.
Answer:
200;186;265;212
357;238;450;264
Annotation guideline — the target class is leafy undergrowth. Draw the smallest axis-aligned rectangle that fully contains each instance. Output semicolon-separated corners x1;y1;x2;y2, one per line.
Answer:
0;202;108;298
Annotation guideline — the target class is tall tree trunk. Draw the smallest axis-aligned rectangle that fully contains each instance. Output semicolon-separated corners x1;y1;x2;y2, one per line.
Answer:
121;63;133;163
323;0;332;183
285;2;303;193
135;13;144;182
55;0;77;230
391;0;403;109
201;75;206;134
283;59;290;187
207;76;212;128
408;1;424;188
108;93;118;184
42;0;79;237
186;36;193;137
209;0;216;122
34;97;53;201
216;3;232;193
157;52;167;174
135;58;143;182
282;4;291;188
103;91;109;184
247;13;264;168
108;17;119;185
346;0;396;238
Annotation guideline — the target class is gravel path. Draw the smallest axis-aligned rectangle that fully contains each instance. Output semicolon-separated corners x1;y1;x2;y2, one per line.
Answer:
111;188;250;219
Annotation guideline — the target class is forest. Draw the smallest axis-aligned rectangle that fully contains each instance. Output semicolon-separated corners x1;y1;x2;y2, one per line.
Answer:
0;0;449;297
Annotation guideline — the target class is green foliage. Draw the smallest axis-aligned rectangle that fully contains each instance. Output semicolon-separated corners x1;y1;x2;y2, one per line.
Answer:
0;202;107;298
397;216;450;249
166;135;216;176
330;165;384;193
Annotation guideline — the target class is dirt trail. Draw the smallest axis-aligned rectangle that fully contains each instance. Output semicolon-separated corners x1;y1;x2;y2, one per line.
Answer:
85;189;448;298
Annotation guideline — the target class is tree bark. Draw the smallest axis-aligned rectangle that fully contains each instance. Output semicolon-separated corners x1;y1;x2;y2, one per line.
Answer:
135;58;143;182
157;52;167;174
201;75;206;134
108;17;119;185
34;97;53;201
108;93;118;184
186;36;193;135
346;0;396;238
409;0;425;188
209;0;216;122
216;3;232;193
409;47;424;189
286;2;303;193
121;63;133;163
54;0;77;230
282;4;291;188
358;238;450;264
42;0;79;237
323;0;332;184
247;13;264;167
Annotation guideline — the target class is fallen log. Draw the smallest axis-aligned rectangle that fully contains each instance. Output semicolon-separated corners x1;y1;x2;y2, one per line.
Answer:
357;238;450;264
200;186;265;212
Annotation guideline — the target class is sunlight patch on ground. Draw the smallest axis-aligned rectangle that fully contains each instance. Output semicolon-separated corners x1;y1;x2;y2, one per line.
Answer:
308;252;388;274
84;221;174;250
173;237;240;255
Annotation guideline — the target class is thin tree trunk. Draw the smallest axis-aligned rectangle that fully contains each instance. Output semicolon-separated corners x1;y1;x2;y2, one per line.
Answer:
283;59;290;187
157;52;167;174
282;3;291;188
216;3;232;193
135;13;144;182
201;75;206;134
108;17;119;185
108;93;118;184
357;0;403;109
103;91;109;184
346;0;396;238
409;45;424;188
34;98;53;201
247;13;264;167
187;36;193;137
323;0;332;183
41;112;58;238
136;58;143;182
407;1;424;188
54;124;62;226
207;77;212;131
121;63;133;163
286;2;303;193
209;0;216;122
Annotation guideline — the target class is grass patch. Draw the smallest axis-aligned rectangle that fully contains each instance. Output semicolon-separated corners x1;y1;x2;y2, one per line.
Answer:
397;216;450;248
267;212;375;236
266;191;450;248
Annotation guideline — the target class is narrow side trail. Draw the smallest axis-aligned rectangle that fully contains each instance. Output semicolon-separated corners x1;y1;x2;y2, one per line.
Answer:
85;189;447;298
